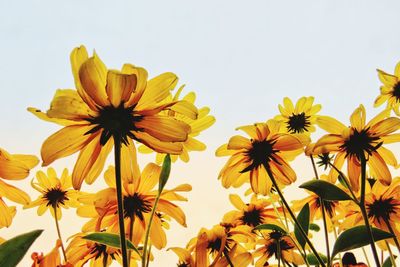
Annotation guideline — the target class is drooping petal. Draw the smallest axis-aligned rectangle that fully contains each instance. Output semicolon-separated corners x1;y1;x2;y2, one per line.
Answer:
134;131;184;154
0;155;37;181
229;194;246;210
78;52;109;107
0;180;30;205
27;107;77;126
316;116;347;134
106;70;137;107
120;140;140;183
368;151;391;186
370;117;400;136
347;156;361;191
313;134;343;154
41;125;93;166
157;199;186;226
0;199;15;228
137;163;160;193
227;135;252;150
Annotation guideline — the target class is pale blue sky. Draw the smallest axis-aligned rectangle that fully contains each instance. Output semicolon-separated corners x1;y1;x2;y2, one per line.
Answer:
1;1;400;266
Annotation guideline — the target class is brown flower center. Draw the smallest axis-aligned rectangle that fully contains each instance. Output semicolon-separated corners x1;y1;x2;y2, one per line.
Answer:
287;112;311;133
43;188;68;208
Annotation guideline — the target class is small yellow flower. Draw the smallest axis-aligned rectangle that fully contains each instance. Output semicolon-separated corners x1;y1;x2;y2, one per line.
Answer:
314;105;400;191
375;62;400;115
275;96;321;134
139;86;215;163
24;168;79;220
29;45;197;189
216;120;308;195
0;147;38;227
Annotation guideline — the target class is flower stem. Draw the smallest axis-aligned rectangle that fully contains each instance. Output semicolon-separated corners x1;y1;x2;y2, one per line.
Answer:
114;137;129;267
385;240;397;267
128;216;135;266
310;157;330;266
224;251;234;267
264;164;326;267
383;217;400;254
142;191;162;267
52;205;67;263
359;155;381;267
361;247;371;267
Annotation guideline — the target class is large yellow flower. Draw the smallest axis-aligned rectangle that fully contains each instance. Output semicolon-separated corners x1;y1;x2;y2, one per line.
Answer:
375;62;400;115
77;163;191;250
216;120;307;195
0;147;38;227
313;105;400;191
139;86;215;164
24;168;79;220
275;96;321;134
29;45;197;189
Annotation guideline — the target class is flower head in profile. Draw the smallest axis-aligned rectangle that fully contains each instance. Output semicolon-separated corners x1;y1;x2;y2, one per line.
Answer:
29;45;197;189
139;86;215;164
0;148;38;227
275;96;321;134
375;61;400;115
254;229;304;266
216;120;308;195
313;105;400;191
77;163;191;249
24;168;79;220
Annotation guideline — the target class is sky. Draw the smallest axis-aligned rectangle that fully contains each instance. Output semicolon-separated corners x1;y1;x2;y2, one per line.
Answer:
1;0;400;266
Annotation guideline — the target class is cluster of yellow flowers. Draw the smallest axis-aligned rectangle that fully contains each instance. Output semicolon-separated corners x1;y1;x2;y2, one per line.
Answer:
1;45;400;267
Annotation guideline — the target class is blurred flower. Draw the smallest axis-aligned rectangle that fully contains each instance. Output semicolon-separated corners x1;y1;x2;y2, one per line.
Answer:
31;240;72;267
77;163;191;249
375;62;400;115
24;168;79;220
314;105;400;191
169;247;195;267
254;230;303;266
66;233;139;267
29;45;197;189
139;86;215;163
275;96;321;134
0;147;38;227
223;194;278;228
216;120;308;195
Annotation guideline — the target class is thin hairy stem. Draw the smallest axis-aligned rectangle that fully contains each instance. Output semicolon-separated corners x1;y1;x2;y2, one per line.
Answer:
52;205;67;263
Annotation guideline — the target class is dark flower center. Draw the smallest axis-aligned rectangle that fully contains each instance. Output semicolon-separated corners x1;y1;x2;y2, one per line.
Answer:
43;188;68;208
316;198;337;218
241;139;279;173
392;82;400;102
287;112;311;133
241;207;263;227
91;243;118;260
367;197;398;222
316;153;334;170
123;193;152;220
177;263;190;267
86;103;143;145
265;232;294;259
340;128;381;160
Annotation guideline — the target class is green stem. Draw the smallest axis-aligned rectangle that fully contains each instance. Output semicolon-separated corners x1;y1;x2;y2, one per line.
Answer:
333;228;343;267
361;247;371;267
52;205;67;263
310;157;331;266
114;137;129;267
359;155;381;267
145;242;152;267
385;240;397;267
383;217;400;254
142;192;162;267
264;164;326;267
128;216;135;266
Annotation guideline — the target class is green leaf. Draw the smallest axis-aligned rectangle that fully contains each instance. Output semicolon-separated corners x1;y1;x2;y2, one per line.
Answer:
383;255;397;267
294;203;310;249
253;224;287;234
299;180;352;201
331;226;393;260
158;154;171;192
306;253;328;265
309;223;321;232
83;232;141;256
0;229;43;266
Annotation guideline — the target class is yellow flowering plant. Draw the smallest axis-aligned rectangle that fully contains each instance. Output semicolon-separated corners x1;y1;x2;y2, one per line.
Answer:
2;45;400;267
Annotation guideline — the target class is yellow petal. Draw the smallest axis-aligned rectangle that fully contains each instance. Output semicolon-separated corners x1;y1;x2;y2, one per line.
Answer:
78;52;109;107
316;116;347;134
313;134;342;154
368;152;391;186
0;180;30;205
229;194;245;210
0;199;15;228
169;100;198;120
227;135;252;150
136;115;190;142
134;131;183;154
377;69;397;86
274;134;304;151
138;163;160;193
371;117;400;136
149;216;167;249
106;70;137;107
382;133;400;143
185;137;206;151
120;140;140;183
0;154;36;181
41;125;93;166
27;107;76;126
157;199;186;226
191;115;216;134
123;64;148;107
350;105;365;131
11;154;39;169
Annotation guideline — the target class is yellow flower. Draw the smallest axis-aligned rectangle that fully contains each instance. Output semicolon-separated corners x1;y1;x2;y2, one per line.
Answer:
66;232;139;267
24;168;79;220
313;105;400;191
139;86;215;163
375;62;400;115
216;120;308;195
29;45;197;189
223;194;278;228
0;148;38;227
253;230;304;266
77;163;191;249
275;96;321;134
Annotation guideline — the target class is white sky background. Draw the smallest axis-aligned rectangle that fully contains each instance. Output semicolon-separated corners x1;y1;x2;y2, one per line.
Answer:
1;0;400;266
